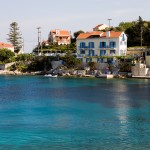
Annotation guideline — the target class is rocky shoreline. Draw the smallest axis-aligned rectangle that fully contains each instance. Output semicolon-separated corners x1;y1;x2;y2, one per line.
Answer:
0;69;128;79
0;70;35;75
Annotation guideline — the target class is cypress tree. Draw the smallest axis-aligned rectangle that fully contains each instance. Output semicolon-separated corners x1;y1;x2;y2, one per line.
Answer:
7;22;23;54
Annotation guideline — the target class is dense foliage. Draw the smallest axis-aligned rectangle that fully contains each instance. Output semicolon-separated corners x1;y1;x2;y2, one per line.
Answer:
117;16;150;47
0;48;15;63
13;55;52;72
61;52;81;68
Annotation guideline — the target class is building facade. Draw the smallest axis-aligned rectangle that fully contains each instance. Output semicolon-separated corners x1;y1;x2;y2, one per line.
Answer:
76;31;127;63
48;29;71;45
93;24;108;31
0;42;14;52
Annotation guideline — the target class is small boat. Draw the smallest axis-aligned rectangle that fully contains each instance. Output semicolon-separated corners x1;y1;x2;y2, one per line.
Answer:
44;74;58;78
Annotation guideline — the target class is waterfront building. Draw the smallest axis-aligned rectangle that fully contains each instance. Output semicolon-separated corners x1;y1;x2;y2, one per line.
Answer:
76;30;127;63
48;29;71;45
0;42;14;52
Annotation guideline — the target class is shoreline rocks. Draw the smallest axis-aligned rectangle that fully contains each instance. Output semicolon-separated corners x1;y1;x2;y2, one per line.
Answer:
0;70;35;75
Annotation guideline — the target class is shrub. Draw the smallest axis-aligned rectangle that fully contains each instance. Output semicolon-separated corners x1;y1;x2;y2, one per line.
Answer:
0;48;15;63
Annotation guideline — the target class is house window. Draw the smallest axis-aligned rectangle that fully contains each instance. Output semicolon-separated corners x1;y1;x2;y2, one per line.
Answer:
100;50;106;56
97;58;103;63
109;41;116;48
107;58;113;64
122;34;125;41
88;42;94;48
80;50;85;54
110;50;116;54
100;42;106;48
80;42;86;48
89;50;94;56
86;57;93;62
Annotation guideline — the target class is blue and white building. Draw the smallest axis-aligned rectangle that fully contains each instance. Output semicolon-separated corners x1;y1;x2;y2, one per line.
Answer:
77;30;127;63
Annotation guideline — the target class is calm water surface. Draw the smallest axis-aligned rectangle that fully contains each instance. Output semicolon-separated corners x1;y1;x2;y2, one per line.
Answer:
0;76;150;150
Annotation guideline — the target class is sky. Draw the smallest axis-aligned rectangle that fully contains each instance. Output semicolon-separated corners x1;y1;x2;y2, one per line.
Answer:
0;0;150;53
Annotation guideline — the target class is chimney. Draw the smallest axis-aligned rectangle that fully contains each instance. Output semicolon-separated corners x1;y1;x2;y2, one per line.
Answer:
106;31;110;37
56;29;59;35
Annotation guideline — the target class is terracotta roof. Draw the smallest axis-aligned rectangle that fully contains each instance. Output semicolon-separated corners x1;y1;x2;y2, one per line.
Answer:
0;42;14;48
77;31;103;39
102;31;122;38
50;29;70;36
77;31;123;39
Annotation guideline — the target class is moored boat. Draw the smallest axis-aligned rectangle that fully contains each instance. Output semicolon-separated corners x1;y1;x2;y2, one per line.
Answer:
44;74;58;78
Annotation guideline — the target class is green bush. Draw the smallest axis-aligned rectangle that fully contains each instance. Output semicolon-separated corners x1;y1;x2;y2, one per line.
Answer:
0;48;15;63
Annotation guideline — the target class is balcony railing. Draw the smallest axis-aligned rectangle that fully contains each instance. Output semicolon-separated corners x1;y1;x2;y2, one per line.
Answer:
99;45;116;49
78;46;94;49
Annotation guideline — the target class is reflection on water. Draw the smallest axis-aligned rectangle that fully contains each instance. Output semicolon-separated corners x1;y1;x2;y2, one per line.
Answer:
0;76;150;149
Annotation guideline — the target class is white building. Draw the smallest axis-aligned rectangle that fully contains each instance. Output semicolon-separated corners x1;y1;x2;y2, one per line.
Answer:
48;29;71;45
93;24;109;31
76;31;127;63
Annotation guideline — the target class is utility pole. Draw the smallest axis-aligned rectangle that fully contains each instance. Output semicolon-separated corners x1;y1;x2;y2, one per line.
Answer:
141;27;143;49
107;19;112;28
37;27;41;55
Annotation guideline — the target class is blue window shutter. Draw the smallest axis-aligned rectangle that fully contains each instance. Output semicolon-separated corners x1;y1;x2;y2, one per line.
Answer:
104;42;106;48
100;50;102;56
92;50;94;56
109;42;111;48
114;42;116;48
100;42;102;48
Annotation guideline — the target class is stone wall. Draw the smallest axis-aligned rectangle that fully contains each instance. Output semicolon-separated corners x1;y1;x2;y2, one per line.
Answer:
51;60;63;69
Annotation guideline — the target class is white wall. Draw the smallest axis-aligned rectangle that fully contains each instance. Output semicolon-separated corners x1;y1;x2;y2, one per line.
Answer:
77;32;127;58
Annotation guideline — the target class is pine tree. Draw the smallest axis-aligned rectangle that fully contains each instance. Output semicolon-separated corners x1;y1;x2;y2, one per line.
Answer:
7;22;23;54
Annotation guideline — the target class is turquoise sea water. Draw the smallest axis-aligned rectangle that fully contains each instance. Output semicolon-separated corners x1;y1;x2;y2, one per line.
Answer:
0;76;150;150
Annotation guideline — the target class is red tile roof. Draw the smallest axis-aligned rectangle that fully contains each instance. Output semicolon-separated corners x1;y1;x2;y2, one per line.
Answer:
0;42;14;48
77;31;103;39
77;31;122;39
102;31;122;38
50;29;70;36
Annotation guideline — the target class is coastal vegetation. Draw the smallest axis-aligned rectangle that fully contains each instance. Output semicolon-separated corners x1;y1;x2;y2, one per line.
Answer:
0;48;15;63
61;52;81;69
108;16;150;47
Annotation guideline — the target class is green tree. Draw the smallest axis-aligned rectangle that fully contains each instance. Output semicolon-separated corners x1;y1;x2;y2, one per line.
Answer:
88;62;97;70
0;48;15;63
62;52;81;68
118;22;133;31
73;30;84;39
15;53;34;62
7;22;23;54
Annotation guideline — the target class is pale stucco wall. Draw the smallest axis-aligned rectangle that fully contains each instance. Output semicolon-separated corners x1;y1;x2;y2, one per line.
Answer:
77;32;127;58
132;62;149;76
146;56;150;67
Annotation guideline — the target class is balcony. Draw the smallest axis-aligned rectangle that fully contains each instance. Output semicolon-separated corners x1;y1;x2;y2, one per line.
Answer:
99;45;116;49
78;45;95;49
